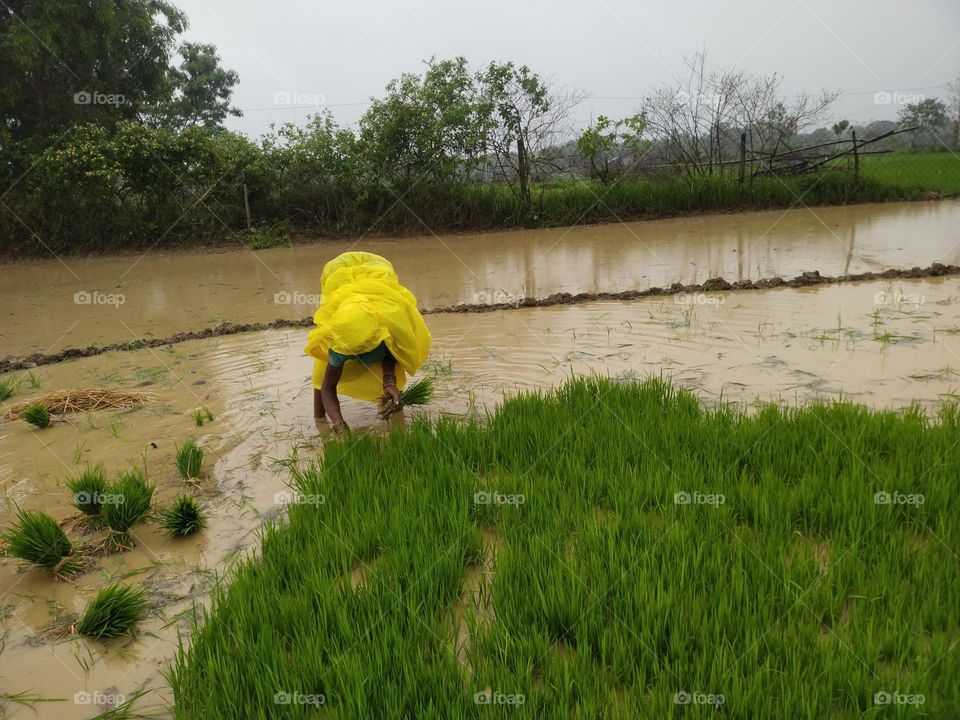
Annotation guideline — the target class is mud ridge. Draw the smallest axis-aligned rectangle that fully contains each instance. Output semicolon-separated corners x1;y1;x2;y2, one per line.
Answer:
3;263;958;372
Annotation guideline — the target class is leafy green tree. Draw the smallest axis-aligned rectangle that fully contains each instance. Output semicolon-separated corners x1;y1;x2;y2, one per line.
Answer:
830;119;850;139
577;114;647;184
358;56;489;187
898;98;948;149
154;42;241;130
478;61;579;207
258;111;358;226
0;0;186;146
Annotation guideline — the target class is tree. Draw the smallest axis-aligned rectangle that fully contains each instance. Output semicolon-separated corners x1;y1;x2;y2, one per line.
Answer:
259;111;358;225
358;56;489;187
643;53;839;176
576;113;648;184
898;98;948;149
831;119;850;139
477;61;580;206
0;0;186;146
155;42;241;130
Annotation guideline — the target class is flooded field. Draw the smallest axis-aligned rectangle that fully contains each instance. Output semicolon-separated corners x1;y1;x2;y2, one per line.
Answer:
2;200;959;357
2;275;959;717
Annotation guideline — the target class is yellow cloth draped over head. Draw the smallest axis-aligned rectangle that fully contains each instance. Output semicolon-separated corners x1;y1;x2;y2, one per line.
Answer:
305;251;431;401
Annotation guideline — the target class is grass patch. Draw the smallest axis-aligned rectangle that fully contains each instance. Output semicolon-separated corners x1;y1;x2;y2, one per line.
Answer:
101;467;154;550
245;224;291;250
171;378;960;718
21;403;51;429
160;496;206;537
2;508;84;577
175;439;204;480
76;584;147;639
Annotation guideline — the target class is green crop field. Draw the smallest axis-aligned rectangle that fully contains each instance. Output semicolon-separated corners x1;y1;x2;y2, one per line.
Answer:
172;378;959;719
859;151;960;196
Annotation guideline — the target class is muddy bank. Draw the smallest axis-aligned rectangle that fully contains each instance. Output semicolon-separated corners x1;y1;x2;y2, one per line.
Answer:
3;262;959;373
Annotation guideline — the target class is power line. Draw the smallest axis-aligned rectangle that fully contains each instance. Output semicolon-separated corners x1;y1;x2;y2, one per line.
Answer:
233;83;951;114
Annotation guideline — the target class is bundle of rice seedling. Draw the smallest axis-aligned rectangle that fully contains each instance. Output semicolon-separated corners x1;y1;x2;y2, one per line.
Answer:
4;389;150;420
399;377;435;407
65;464;108;519
160;495;207;537
2;508;86;577
377;377;436;420
21;403;51;429
175;439;204;480
100;468;155;551
76;584;147;639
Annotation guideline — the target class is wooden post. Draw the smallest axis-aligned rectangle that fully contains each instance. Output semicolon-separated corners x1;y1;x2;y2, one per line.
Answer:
738;132;747;188
242;170;252;231
851;130;859;179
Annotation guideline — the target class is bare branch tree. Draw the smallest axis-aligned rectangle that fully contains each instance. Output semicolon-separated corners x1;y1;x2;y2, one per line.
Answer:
642;52;839;177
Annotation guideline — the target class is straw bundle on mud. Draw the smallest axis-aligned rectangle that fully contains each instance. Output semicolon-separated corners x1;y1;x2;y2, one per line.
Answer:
3;389;151;419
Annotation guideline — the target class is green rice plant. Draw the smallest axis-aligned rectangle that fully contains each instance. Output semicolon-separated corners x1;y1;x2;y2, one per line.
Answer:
101;468;154;548
398;377;435;407
171;377;960;719
0;375;17;402
175;439;204;480
160;496;206;537
1;508;82;577
76;584;147;639
21;403;51;429
25;371;41;390
191;407;215;427
65;464;108;517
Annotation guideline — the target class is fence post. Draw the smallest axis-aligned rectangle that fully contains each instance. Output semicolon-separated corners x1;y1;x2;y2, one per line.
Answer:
242;170;253;231
851;131;859;179
738;132;747;188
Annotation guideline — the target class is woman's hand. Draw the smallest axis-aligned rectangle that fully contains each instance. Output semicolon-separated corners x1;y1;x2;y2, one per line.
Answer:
377;376;401;419
383;382;400;406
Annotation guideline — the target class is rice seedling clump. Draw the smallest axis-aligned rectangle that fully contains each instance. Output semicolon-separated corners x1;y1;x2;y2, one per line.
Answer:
0;375;17;402
66;464;108;518
2;508;81;577
175;439;204;480
161;495;207;536
101;467;154;549
77;584;147;639
192;407;215;426
171;378;960;718
21;403;51;428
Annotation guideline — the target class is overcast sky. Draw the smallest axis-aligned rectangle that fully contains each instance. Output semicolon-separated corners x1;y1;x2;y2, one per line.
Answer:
175;0;960;138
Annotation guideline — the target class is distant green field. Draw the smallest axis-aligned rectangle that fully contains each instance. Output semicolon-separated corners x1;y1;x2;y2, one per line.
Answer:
859;151;960;195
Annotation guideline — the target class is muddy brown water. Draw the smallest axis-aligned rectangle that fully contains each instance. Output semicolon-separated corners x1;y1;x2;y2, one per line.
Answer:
2;276;960;718
2;201;959;358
